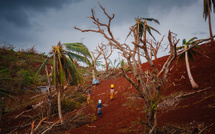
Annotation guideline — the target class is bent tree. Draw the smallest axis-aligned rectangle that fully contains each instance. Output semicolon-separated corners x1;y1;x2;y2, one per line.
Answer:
74;2;212;133
177;37;203;89
35;42;82;124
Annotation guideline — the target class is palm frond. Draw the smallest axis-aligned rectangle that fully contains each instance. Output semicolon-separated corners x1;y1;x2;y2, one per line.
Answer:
147;25;161;35
115;61;121;68
213;0;215;13
187;37;198;44
67;52;91;66
56;51;65;86
141;18;160;25
204;0;209;20
108;59;113;67
66;57;83;86
178;37;204;64
121;59;124;68
209;0;212;12
139;19;160;40
188;51;194;62
138;21;144;37
0;78;11;81
0;68;9;74
114;59;117;66
193;46;205;55
34;58;48;82
60;58;66;86
190;47;204;58
177;53;185;64
53;53;56;86
0;88;15;100
61;56;69;81
146;26;156;41
176;46;184;50
203;0;215;20
64;43;92;59
95;60;103;67
59;56;71;82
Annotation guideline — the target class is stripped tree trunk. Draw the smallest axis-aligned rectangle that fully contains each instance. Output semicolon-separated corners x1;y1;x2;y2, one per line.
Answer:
57;87;63;124
92;69;96;80
104;58;110;72
145;102;157;134
91;51;97;80
56;60;63;124
185;45;199;89
207;0;214;41
91;50;102;79
45;65;52;120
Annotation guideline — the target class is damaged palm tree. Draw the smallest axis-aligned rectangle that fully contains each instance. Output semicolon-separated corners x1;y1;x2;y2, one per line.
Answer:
35;42;83;124
74;2;213;133
64;42;102;84
177;37;203;89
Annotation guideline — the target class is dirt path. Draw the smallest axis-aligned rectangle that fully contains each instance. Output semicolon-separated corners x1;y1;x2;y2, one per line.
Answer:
67;42;215;134
68;77;146;134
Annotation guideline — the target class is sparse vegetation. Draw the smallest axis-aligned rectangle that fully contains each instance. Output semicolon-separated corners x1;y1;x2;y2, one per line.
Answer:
1;1;215;134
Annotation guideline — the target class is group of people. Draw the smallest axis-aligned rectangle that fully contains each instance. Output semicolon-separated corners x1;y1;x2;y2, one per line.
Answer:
87;84;115;117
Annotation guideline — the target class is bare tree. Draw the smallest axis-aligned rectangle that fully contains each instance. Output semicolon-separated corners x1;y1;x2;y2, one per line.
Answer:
74;2;212;133
98;43;113;72
91;46;102;79
148;35;165;59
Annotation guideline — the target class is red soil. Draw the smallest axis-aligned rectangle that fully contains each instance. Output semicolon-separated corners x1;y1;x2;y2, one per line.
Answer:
67;41;215;134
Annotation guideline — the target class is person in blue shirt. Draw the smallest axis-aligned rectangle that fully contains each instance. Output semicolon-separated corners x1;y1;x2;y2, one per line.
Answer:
97;99;102;117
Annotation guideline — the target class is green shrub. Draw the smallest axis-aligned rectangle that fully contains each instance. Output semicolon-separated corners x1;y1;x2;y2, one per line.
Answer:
52;92;87;115
14;69;34;91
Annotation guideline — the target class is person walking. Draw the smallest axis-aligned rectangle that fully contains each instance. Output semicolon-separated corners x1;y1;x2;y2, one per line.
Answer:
87;90;91;104
110;84;114;101
97;99;102;117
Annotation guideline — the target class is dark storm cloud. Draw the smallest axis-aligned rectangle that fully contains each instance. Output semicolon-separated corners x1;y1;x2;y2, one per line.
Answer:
0;0;84;48
0;0;210;55
0;0;82;27
97;0;194;25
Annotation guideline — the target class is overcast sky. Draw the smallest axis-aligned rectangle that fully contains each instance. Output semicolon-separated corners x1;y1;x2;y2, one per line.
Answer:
0;0;214;62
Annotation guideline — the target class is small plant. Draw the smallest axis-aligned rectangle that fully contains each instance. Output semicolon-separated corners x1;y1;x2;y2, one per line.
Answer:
108;59;121;70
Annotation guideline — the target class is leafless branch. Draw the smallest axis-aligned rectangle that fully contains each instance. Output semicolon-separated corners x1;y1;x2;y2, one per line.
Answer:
41;119;62;134
73;3;215;132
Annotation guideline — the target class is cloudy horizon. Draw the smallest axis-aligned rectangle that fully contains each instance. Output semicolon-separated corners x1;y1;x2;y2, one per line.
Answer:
0;0;214;61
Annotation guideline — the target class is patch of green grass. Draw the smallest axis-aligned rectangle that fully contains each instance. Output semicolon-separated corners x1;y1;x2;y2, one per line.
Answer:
118;128;134;133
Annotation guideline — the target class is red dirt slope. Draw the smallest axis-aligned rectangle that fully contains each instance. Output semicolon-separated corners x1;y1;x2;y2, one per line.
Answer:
67;41;215;134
